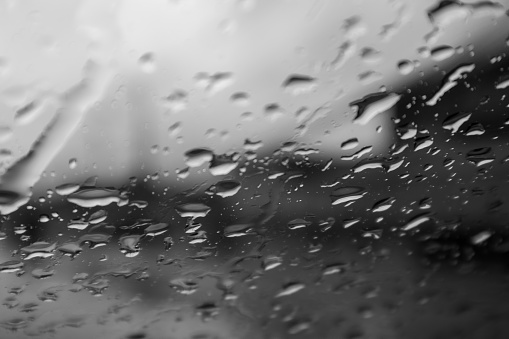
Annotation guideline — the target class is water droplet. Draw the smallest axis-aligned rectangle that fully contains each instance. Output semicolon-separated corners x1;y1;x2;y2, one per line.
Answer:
341;146;373;160
371;197;395;212
360;47;382;63
243;139;263;151
287;218;312;230
419;197;432;209
318;217;336;232
426;64;475;106
428;0;505;29
352;160;385;173
224;223;254;237
282;75;317;95
0;318;28;331
358;70;382;85
39;214;50;223
343;217;361;228
471;231;492;245
144;222;168;237
31;268;54;279
55;183;80;196
397;59;414;75
262;255;283;271
230;92;250;106
67;188;127;208
0;260;24;273
464;122;485;136
495;78;509;89
21;242;56;260
343;15;366;38
430;45;455;61
414;135;434;152
67;220;89;230
442;111;472;133
264;103;286;121
169;278;198;295
209;154;239;176
176;167;190;179
195;302;220;321
350;92;401;125
332;41;356;70
195;72;234;95
83;277;110;296
68;158;78;169
163;91;188;113
275;282;306;297
138;53;156;73
119;234;143;257
322;262;348;275
287;319;311;335
401;213;431;231
79;233;112;248
341;138;359;150
175;203;211;218
188;230;208;244
88;209;107;224
466;147;494;166
207;180;241;198
330;186;366;205
57;242;83;257
15;100;43;125
184;148;214;168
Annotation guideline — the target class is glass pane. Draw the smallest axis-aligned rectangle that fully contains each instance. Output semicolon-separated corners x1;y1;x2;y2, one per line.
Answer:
1;1;509;338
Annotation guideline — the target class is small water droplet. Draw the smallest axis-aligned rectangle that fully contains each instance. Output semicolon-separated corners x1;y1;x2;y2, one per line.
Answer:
68;158;78;169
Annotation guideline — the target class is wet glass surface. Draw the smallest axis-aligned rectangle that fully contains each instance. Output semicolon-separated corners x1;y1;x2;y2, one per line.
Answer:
1;1;509;338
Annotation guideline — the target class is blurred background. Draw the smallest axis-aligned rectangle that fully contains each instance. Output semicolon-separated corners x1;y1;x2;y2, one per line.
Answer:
1;0;509;338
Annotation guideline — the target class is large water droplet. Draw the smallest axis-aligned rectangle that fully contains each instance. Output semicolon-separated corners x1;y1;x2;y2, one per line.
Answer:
442;112;472;133
67;188;127;208
426;64;475;106
350;92;401;125
206;180;241;198
330;186;366;205
21;242;56;260
275;282;306;297
144;222;169;237
401;213;431;231
175;203;211;218
282;75;317;95
287;218;312;230
0;260;24;273
209;154;239;176
184;148;214;168
430;45;455;61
